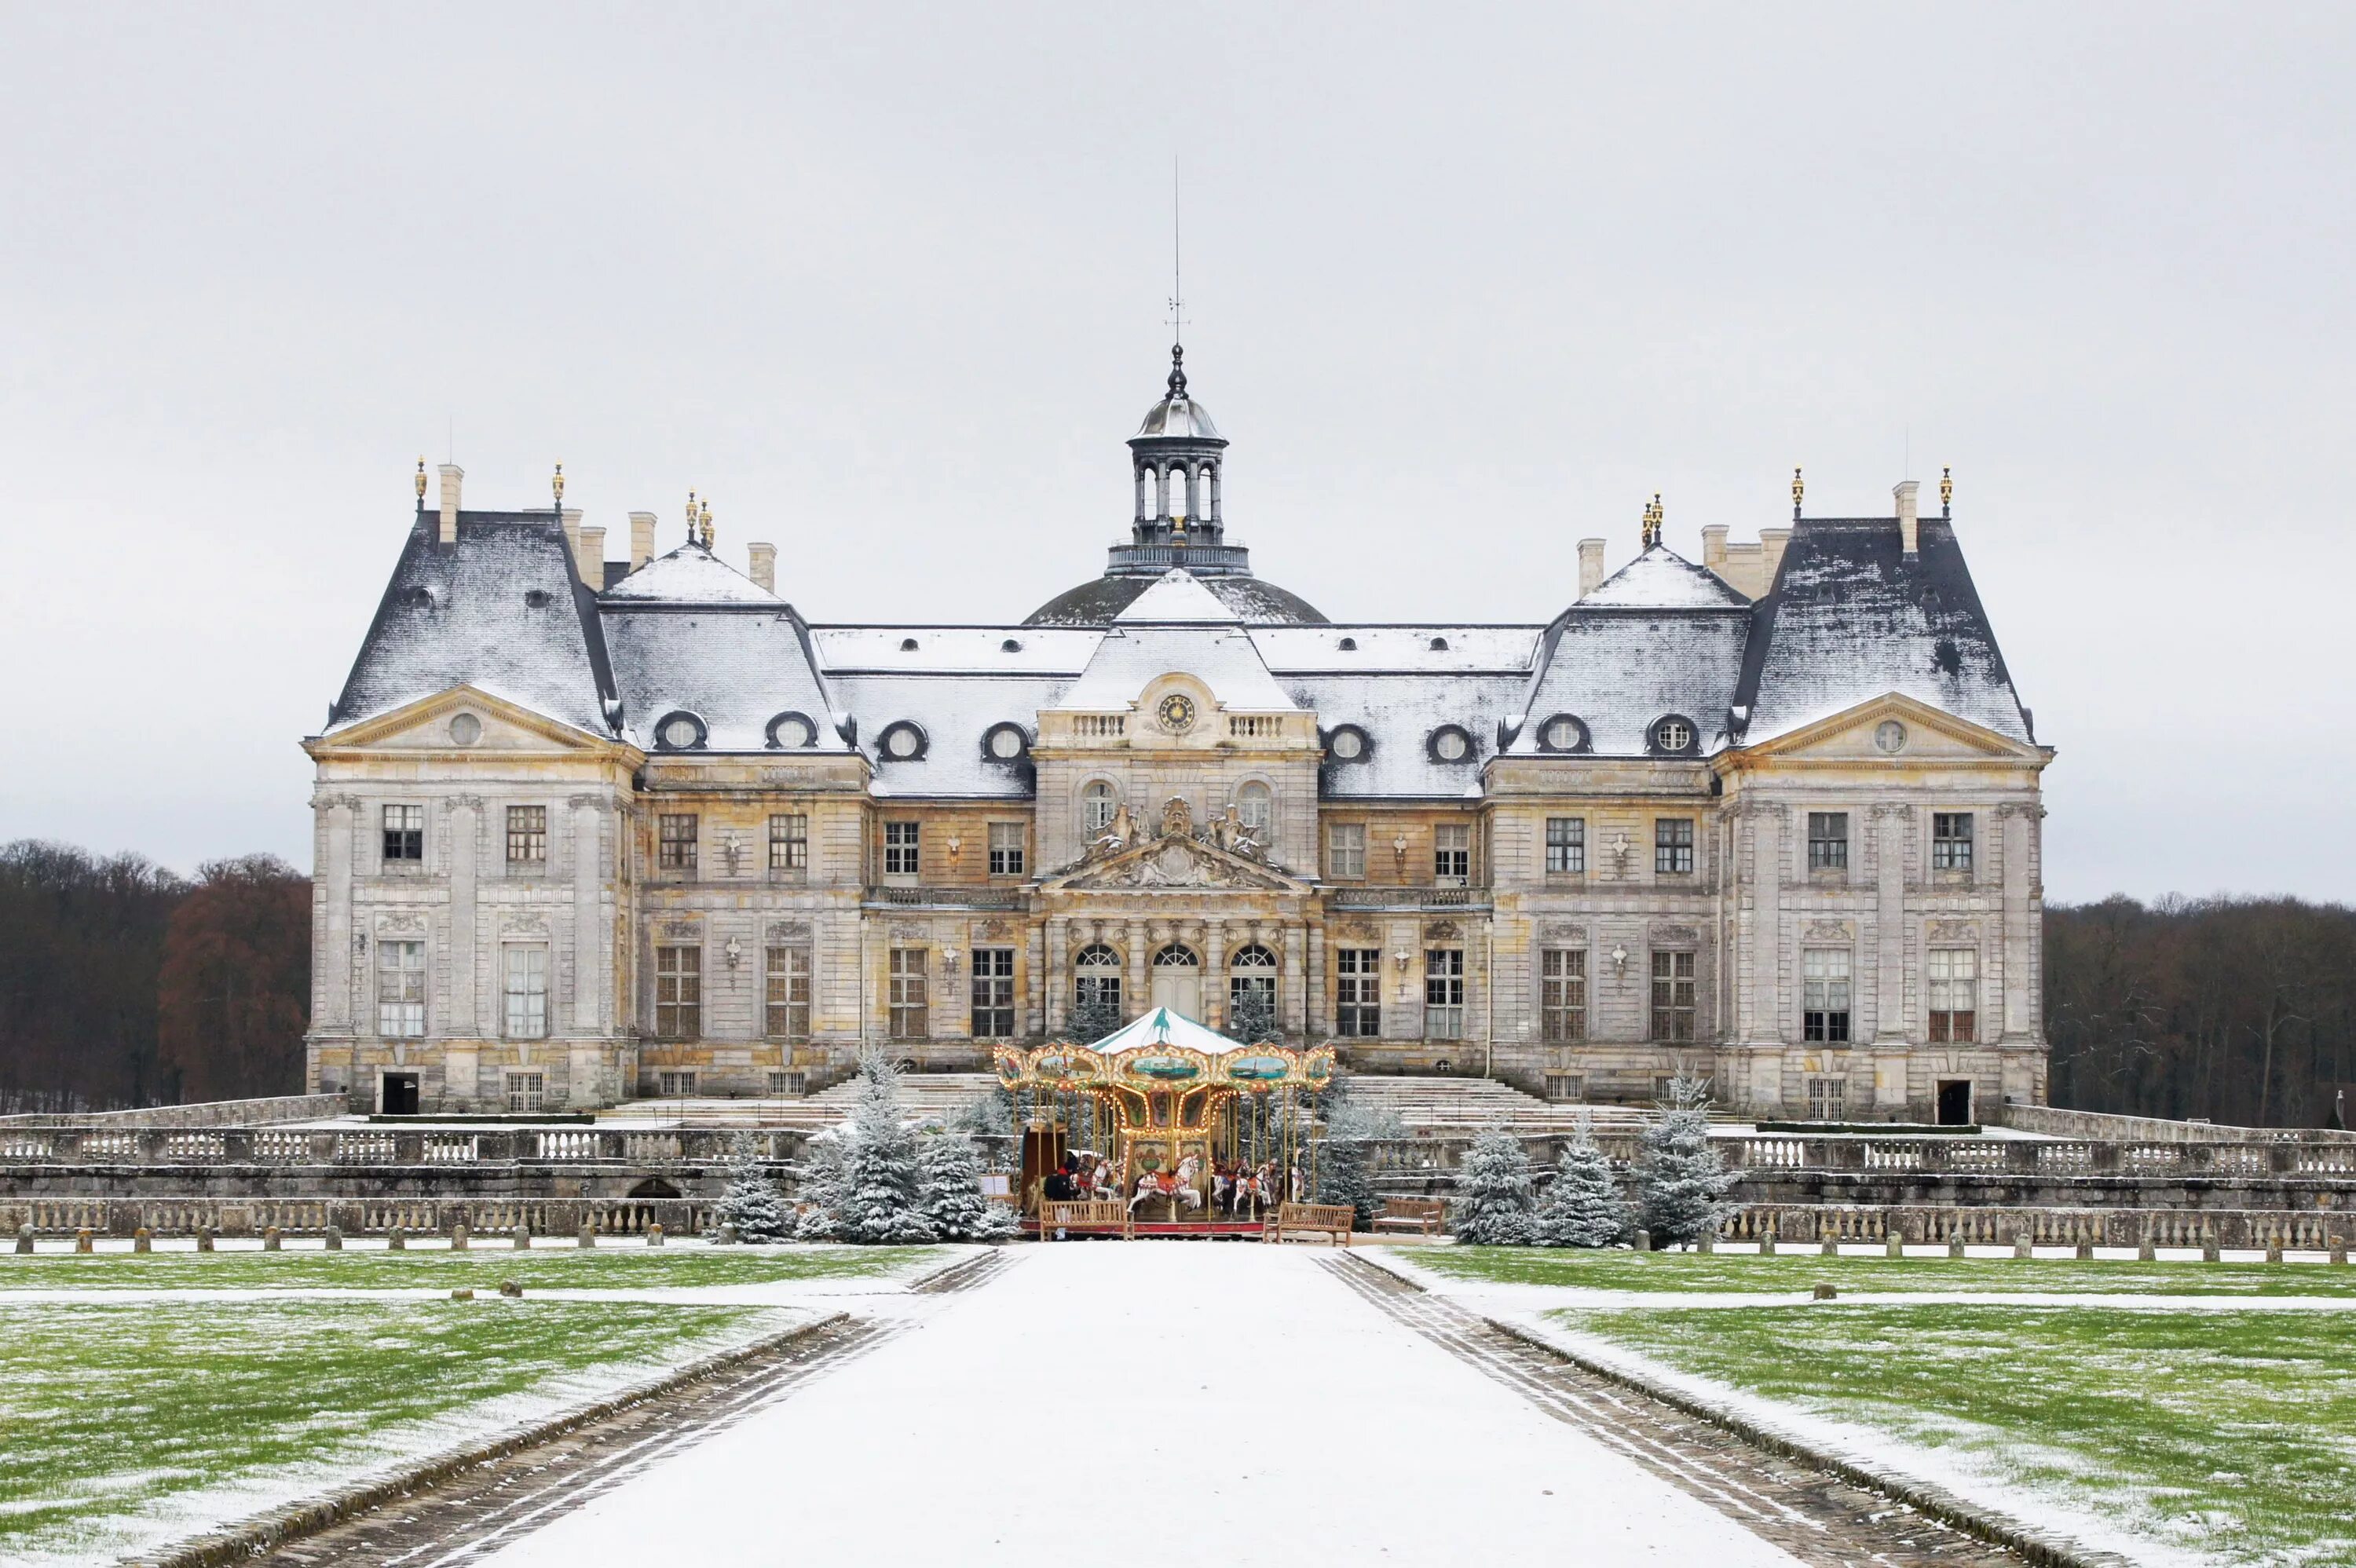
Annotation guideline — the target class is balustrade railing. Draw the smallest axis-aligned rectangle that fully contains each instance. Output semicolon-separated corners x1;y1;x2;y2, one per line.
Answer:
0;1125;800;1168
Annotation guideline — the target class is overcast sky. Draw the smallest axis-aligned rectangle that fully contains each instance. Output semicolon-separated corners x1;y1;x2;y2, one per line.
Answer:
2;4;2349;902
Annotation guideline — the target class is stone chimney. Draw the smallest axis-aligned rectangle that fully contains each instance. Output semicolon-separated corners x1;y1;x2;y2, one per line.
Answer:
629;510;657;571
580;525;606;590
562;507;584;579
437;464;463;546
1699;525;1729;575
1895;479;1921;557
1577;538;1606;599
1760;526;1792;590
748;542;776;594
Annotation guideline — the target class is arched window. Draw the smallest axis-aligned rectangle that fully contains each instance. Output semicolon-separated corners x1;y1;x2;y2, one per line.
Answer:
1072;943;1122;1033
1229;945;1279;1039
1230;943;1278;970
1236;781;1273;839
1151;945;1199;968
1081;780;1118;834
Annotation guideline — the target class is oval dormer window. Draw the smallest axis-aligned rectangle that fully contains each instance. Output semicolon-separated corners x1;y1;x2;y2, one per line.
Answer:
1325;725;1370;762
1538;714;1586;753
766;711;818;749
1875;719;1908;755
656;711;707;751
877;721;927;761
1429;725;1475;763
448;712;482;747
982;722;1029;762
1652;716;1696;754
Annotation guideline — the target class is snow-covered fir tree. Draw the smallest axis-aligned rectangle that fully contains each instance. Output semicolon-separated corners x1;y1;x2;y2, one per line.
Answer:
791;1129;847;1241
1531;1109;1630;1248
712;1135;793;1243
1636;1073;1739;1248
831;1051;938;1245
1448;1126;1537;1245
1315;1082;1408;1226
916;1130;1019;1241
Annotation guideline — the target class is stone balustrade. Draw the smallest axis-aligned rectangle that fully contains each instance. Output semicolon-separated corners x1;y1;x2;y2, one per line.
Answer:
1722;1202;2351;1252
0;1194;710;1239
0;1126;801;1168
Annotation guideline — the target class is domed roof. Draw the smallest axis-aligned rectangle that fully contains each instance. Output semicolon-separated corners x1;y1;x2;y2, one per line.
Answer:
1024;572;1326;627
1132;345;1222;442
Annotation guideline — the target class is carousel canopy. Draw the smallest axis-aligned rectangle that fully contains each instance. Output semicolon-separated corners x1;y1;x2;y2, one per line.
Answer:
993;1008;1336;1095
1085;1007;1249;1056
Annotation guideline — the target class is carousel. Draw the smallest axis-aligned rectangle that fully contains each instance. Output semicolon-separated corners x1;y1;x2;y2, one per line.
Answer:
993;1009;1337;1237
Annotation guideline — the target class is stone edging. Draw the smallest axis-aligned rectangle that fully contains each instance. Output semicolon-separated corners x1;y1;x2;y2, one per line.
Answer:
126;1310;853;1568
1347;1251;2135;1568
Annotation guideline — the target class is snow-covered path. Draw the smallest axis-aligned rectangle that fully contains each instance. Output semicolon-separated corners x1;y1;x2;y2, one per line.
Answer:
474;1242;1805;1568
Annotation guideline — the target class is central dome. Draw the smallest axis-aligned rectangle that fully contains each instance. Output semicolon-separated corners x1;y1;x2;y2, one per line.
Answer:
1025;573;1325;626
1136;391;1219;440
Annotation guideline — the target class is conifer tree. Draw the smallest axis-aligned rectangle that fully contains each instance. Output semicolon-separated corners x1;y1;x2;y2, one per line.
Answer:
1636;1073;1739;1248
713;1135;793;1243
1315;1082;1407;1227
832;1051;938;1245
791;1128;847;1241
1531;1110;1630;1248
917;1129;1019;1241
1448;1126;1537;1245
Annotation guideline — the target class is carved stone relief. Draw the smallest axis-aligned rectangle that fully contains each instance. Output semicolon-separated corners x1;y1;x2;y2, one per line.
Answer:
1803;919;1853;941
1928;919;1980;942
765;919;814;942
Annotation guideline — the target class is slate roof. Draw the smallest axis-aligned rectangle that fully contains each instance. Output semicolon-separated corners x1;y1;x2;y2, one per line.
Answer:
1025;571;1326;626
1580;543;1752;609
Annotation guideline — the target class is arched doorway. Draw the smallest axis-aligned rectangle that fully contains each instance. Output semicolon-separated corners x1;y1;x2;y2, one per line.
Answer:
1150;944;1202;1018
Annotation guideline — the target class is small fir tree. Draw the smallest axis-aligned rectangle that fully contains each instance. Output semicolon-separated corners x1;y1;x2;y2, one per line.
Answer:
1227;985;1279;1044
1448;1127;1538;1245
713;1135;793;1243
1531;1110;1630;1248
832;1051;937;1245
1636;1073;1739;1248
917;1130;1019;1241
1315;1082;1408;1227
791;1129;848;1241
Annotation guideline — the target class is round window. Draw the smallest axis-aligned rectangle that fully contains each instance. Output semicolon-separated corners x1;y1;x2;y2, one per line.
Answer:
448;712;482;746
986;725;1026;760
660;715;701;749
1541;715;1582;751
881;724;924;759
1328;727;1365;760
1654;718;1693;752
768;712;815;748
1875;719;1908;755
1433;727;1471;762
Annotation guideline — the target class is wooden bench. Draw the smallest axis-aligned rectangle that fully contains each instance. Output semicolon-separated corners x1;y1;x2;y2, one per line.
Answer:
1040;1200;1132;1239
1270;1202;1355;1246
1371;1197;1447;1236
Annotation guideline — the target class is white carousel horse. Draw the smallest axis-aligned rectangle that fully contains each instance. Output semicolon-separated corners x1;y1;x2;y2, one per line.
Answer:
1126;1157;1205;1215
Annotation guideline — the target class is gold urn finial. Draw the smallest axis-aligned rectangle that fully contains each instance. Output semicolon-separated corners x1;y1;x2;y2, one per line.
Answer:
698;498;714;550
552;462;564;506
415;456;427;504
1940;465;1953;517
1791;466;1805;519
686;490;698;543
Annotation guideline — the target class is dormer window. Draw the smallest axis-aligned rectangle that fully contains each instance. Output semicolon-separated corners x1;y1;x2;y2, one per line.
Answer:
1536;714;1586;753
982;723;1030;762
1324;725;1371;763
766;711;818;749
1429;636;1450;652
1337;637;1358;652
899;638;920;652
1001;638;1023;653
655;711;707;751
1428;724;1476;763
876;722;927;761
1651;716;1696;755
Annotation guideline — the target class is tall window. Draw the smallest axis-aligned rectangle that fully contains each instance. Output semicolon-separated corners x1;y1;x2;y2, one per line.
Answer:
768;813;807;875
658;1069;697;1098
376;939;426;1036
655;944;701;1038
889;948;928;1038
971;947;1016;1038
1081;781;1118;835
1434;824;1471;885
988;822;1025;876
1326;823;1366;879
1807;812;1849;872
1541;948;1586;1042
1072;944;1122;1029
506;1071;545;1114
1933;813;1975;872
382;804;423;864
1807;1076;1847;1121
1334;948;1381;1037
506;806;547;866
1655;818;1695;875
1228;944;1279;1037
1425;948;1465;1039
658;813;699;873
764;945;811;1040
883;821;920;877
1802;948;1852;1043
1545;817;1586;875
1928;948;1979;1043
1650;951;1696;1041
503;945;548;1040
1236;782;1274;841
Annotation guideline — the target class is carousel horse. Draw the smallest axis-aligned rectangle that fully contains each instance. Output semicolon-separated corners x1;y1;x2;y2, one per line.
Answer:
1126;1157;1205;1216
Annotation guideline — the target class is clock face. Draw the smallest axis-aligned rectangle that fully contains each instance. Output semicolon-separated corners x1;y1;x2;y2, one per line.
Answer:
1157;693;1196;733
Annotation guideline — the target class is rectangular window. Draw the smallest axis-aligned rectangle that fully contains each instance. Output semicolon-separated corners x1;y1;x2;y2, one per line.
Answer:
884;821;921;878
658;813;699;874
506;805;547;866
889;948;928;1038
658;1069;697;1098
764;945;812;1040
1326;823;1366;879
655;944;701;1039
1424;948;1465;1039
382;804;423;864
970;947;1016;1038
766;1069;801;1097
1650;950;1696;1041
987;823;1025;877
1545;1073;1584;1102
1802;948;1852;1043
503;945;548;1040
1933;812;1975;873
1541;948;1586;1043
1654;817;1695;875
768;813;807;875
375;939;426;1036
1927;948;1980;1044
505;1071;545;1114
1545;817;1586;875
1334;948;1381;1037
1434;824;1471;885
1806;811;1849;872
1807;1076;1847;1121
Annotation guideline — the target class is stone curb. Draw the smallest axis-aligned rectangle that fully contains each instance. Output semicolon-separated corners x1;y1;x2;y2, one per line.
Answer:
126;1310;854;1568
1346;1252;2135;1568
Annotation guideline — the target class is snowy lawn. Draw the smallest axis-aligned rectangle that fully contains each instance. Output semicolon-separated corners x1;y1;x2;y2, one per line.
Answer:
1566;1302;2356;1567
1421;1245;2356;1296
0;1243;935;1293
0;1296;798;1565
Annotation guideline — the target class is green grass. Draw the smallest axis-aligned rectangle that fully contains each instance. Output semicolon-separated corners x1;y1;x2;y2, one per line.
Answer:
1414;1245;2356;1296
0;1297;792;1562
0;1244;937;1292
1563;1303;2356;1566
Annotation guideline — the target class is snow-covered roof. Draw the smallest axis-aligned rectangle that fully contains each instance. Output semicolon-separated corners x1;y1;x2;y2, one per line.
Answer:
1251;625;1541;673
812;626;1101;674
602;543;779;604
1579;544;1752;609
832;671;1066;797
1508;606;1751;756
1062;626;1298;711
1284;672;1531;798
601;601;845;754
1113;568;1240;623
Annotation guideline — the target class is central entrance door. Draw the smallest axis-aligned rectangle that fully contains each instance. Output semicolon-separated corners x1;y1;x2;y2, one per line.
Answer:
1150;945;1202;1019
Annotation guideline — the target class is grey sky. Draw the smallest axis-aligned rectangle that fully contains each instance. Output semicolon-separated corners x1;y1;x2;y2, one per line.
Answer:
2;4;2348;902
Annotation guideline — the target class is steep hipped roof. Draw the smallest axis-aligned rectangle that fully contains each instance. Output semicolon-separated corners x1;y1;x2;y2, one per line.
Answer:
1580;543;1753;609
1114;568;1240;623
602;541;780;603
600;601;843;754
1062;624;1298;711
1508;605;1752;756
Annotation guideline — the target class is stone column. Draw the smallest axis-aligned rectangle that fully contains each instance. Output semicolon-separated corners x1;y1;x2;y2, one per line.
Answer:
1747;805;1782;1041
1026;919;1046;1039
1872;803;1909;1042
321;795;357;1029
1305;923;1326;1037
447;796;481;1036
1282;923;1307;1036
1203;918;1227;1032
569;797;602;1034
1999;802;2036;1041
1044;916;1069;1034
1127;919;1148;1020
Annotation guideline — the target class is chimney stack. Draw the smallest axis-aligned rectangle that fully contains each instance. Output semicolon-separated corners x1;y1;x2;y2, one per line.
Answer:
1760;526;1792;590
628;511;657;571
1577;538;1606;599
1699;524;1729;575
748;542;776;594
579;525;605;590
1894;479;1920;557
562;507;584;577
437;464;463;546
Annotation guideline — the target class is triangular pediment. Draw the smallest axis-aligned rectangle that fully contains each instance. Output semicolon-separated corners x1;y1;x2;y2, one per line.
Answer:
1740;692;2043;763
308;685;632;758
1047;832;1311;894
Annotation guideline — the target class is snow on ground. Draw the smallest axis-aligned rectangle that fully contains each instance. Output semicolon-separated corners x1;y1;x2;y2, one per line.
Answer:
475;1242;1809;1568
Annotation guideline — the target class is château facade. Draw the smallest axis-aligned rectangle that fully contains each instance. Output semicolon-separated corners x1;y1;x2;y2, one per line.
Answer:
305;348;2052;1121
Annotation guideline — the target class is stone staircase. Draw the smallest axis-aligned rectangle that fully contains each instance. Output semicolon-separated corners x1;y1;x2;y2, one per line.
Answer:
1335;1074;1655;1135
599;1073;1000;1131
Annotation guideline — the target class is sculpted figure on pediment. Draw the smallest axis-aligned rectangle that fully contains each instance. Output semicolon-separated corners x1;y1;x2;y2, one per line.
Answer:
1161;796;1194;839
